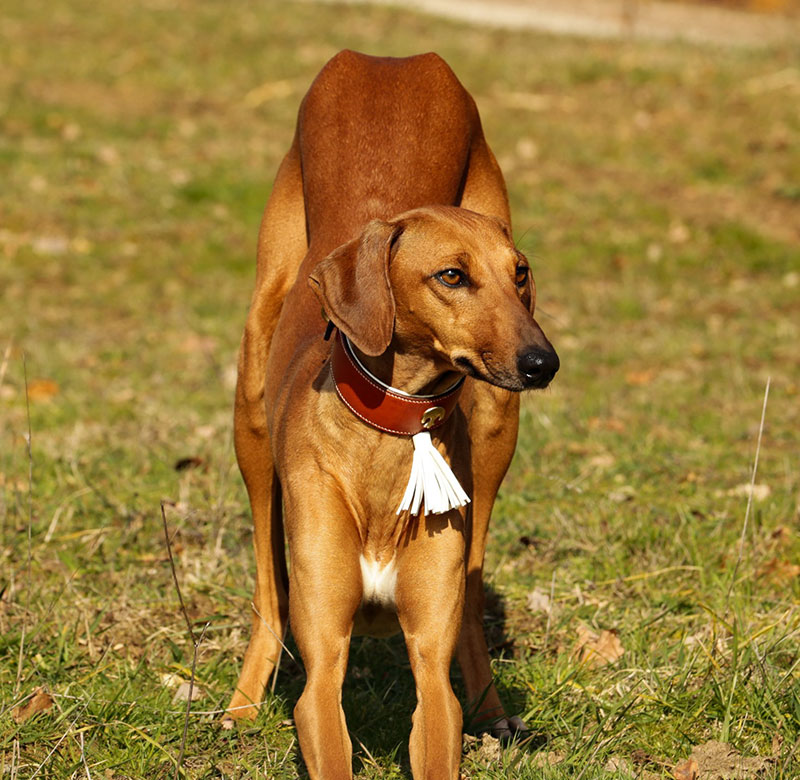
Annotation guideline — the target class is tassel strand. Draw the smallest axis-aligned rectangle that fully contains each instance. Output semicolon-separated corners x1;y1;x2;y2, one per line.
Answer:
397;432;470;516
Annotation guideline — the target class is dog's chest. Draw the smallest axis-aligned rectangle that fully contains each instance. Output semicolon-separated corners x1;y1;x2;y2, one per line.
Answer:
359;555;397;606
353;555;401;637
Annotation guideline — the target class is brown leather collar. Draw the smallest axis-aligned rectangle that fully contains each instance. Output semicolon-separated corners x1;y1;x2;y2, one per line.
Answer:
330;330;465;436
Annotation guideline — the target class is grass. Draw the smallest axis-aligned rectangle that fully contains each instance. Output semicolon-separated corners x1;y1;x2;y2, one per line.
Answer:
1;0;799;777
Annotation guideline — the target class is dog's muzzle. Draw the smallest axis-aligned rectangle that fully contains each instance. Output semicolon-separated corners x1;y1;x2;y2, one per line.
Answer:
517;347;560;389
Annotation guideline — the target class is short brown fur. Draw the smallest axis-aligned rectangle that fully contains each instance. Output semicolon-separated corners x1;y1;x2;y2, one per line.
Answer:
225;50;558;780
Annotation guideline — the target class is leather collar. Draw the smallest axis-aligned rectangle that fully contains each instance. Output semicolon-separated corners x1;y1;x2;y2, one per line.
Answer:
330;330;464;436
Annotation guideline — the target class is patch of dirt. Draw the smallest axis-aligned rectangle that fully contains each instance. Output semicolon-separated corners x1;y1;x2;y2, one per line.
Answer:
305;0;800;46
674;741;773;779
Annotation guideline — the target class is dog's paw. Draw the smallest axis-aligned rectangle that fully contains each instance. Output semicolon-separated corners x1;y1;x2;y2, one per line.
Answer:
490;715;530;743
220;716;235;730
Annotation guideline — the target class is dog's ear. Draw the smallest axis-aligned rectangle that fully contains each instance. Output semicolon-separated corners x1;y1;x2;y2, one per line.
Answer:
308;220;400;356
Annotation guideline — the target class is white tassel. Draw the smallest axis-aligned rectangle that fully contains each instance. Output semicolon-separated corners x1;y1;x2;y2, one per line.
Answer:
397;432;470;516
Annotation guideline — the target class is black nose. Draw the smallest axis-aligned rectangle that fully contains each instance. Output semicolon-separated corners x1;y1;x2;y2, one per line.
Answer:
517;347;560;388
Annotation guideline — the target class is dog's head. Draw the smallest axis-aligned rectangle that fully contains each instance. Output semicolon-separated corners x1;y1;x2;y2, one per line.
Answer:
308;206;559;391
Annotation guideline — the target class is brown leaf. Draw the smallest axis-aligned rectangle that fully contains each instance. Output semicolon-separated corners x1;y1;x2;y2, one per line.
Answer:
179;334;217;354
758;558;800;586
174;456;206;472
27;379;59;401
632;748;657;765
672;757;698;780
625;369;656;386
768;526;792;547
587;416;626;433
13;687;54;723
574;625;625;668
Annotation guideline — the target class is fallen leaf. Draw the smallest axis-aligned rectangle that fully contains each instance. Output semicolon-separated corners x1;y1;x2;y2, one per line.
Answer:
179;333;217;354
172;681;205;703
27;379;59;401
768;526;791;547
565;441;592;455
673;757;698;780
160;672;182;688
758;558;800;586
588;453;616;469
13;687;54;723
605;756;634;775
608;485;636;503
243;79;295;108
574;625;625;668
174;456;206;472
526;587;552;614
632;748;657;765
588;417;626;433
625;369;656;386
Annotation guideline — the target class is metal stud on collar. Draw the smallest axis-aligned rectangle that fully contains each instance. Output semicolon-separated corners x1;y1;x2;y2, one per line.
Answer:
421;406;446;429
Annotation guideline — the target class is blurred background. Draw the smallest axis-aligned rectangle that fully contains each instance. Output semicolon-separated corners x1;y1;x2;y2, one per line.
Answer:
1;1;799;777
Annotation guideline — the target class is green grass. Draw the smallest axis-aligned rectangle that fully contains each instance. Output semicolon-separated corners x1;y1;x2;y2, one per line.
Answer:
2;1;799;777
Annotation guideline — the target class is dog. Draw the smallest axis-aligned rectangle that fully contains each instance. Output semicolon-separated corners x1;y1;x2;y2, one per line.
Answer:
224;50;559;779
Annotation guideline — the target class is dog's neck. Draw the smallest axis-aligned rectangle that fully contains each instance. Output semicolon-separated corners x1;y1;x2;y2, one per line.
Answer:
352;342;462;397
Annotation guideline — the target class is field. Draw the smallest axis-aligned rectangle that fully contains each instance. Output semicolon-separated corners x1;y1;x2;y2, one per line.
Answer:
1;1;799;777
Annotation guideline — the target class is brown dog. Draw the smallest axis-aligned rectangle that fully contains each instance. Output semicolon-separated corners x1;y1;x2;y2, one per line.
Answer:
224;50;558;779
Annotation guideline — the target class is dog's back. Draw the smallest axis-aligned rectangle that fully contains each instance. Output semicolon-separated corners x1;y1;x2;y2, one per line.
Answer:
266;50;500;385
298;50;481;257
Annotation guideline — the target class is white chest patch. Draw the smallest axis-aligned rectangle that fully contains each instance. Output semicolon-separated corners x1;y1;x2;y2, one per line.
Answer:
359;555;398;608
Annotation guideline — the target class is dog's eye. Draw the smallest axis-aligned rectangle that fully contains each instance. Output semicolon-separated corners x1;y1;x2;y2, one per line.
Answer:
515;264;529;288
436;269;468;288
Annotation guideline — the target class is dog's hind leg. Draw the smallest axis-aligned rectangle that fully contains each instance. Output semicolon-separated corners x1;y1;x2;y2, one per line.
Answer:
225;138;306;723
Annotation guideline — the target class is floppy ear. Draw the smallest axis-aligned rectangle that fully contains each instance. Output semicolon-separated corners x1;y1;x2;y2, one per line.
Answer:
308;219;400;356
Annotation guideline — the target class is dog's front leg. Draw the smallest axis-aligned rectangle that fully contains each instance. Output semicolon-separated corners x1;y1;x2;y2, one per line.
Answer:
287;498;362;780
396;519;466;780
